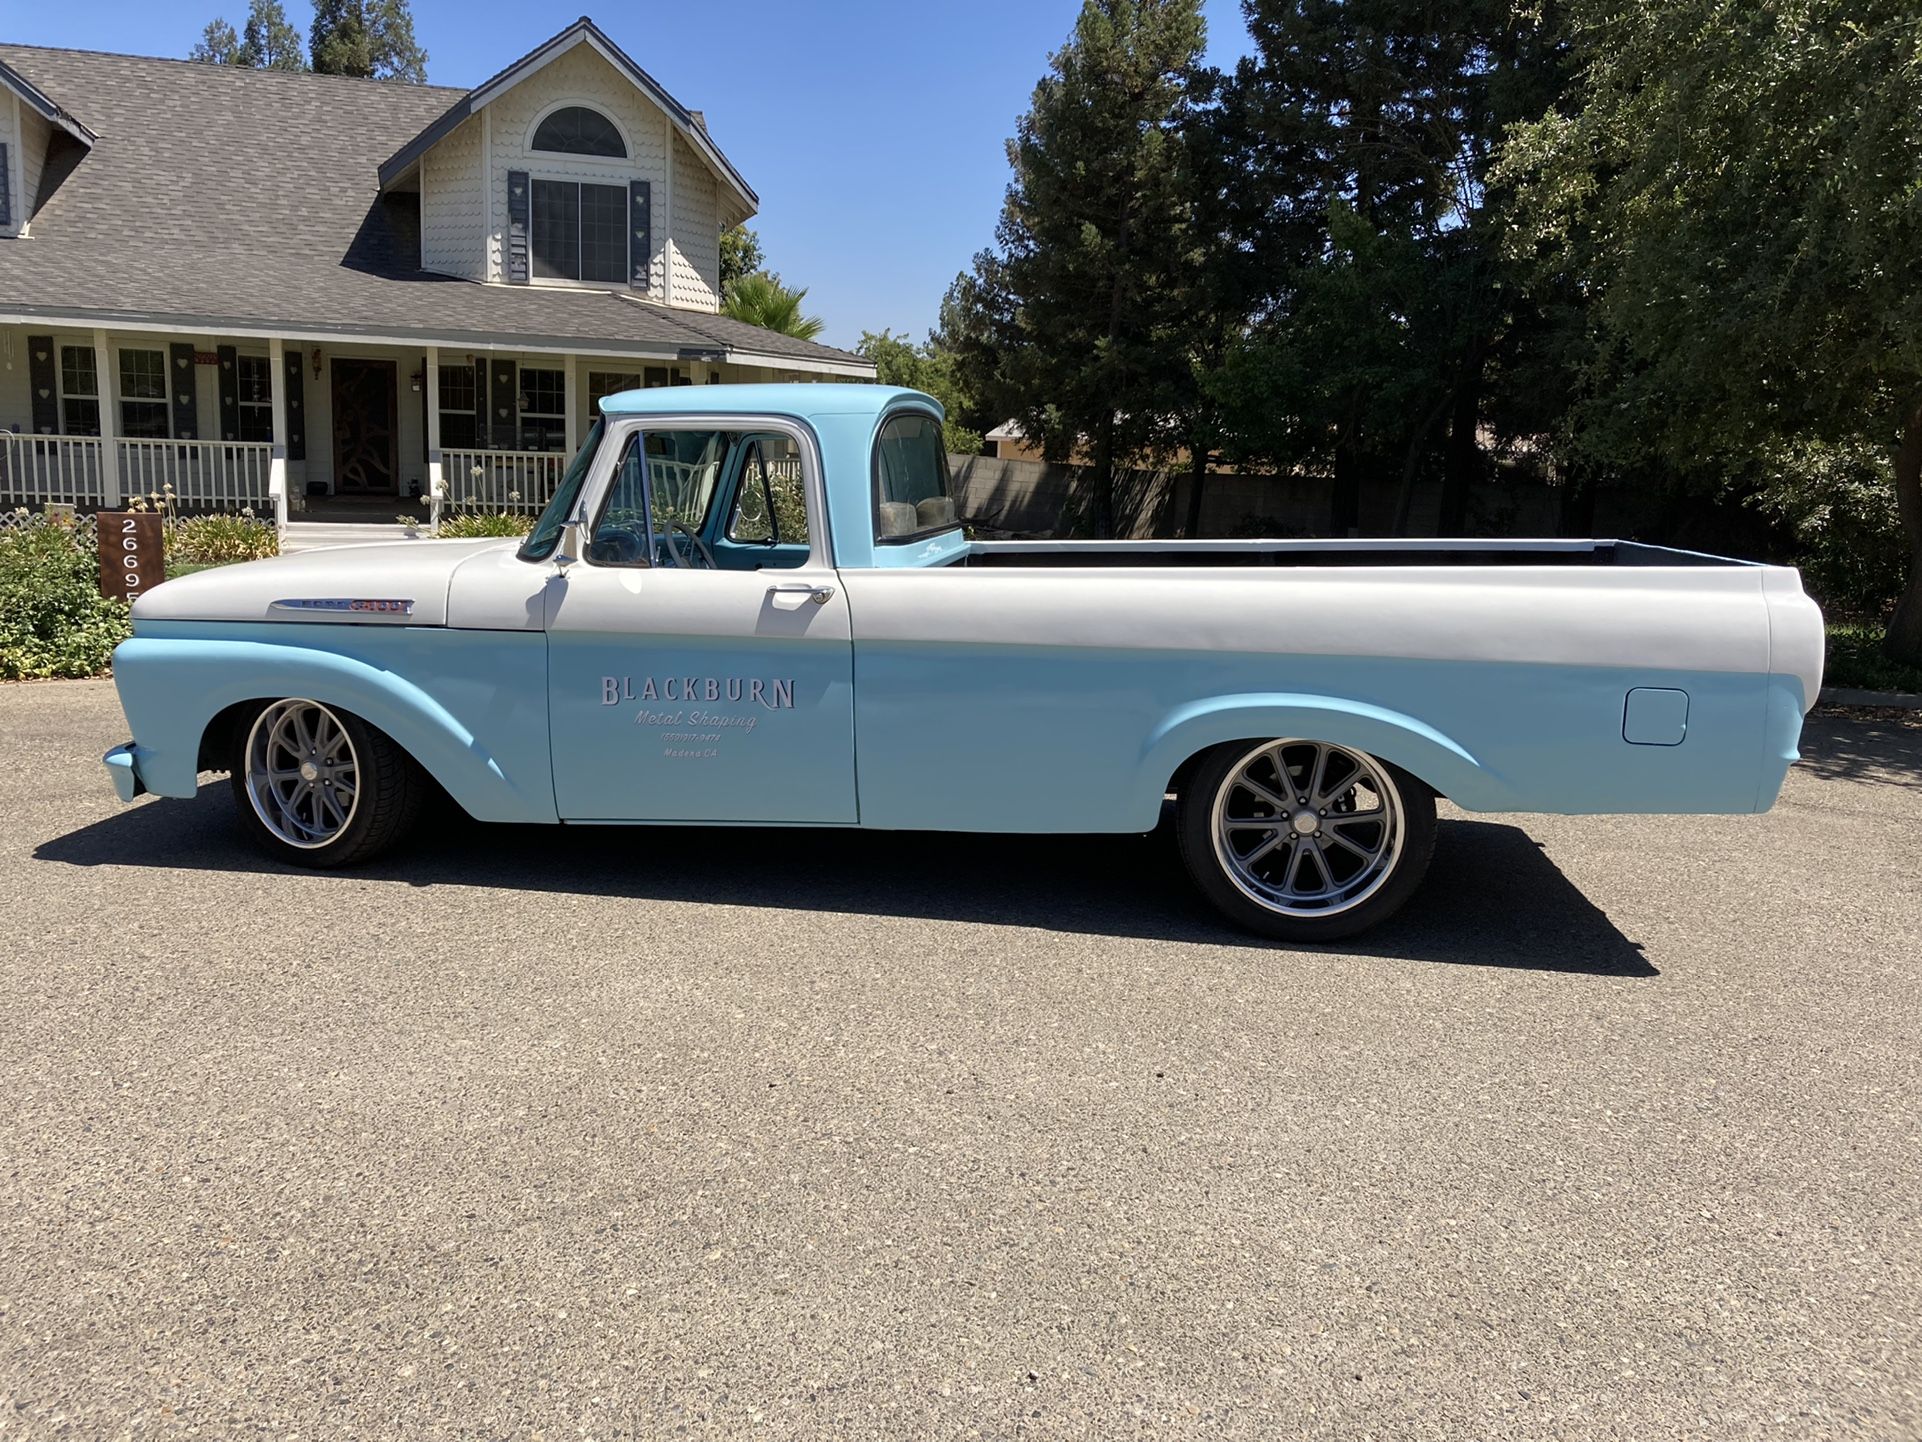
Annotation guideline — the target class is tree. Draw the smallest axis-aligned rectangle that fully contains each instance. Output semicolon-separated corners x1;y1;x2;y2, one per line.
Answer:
950;0;1206;536
310;0;427;82
240;0;305;70
719;225;764;300
1210;0;1567;536
720;273;825;342
191;19;243;65
194;0;306;69
1500;0;1922;661
857;330;982;454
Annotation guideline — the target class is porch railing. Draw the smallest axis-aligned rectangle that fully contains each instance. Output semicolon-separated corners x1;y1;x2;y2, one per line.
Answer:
441;449;567;513
0;433;274;513
0;433;104;509
119;438;273;511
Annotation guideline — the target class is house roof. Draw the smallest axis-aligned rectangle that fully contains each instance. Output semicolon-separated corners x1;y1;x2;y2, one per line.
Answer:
377;18;756;221
0;53;96;146
0;43;868;375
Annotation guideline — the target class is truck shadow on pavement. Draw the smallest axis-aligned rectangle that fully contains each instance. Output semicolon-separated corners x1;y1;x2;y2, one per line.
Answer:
37;792;1653;976
1798;709;1922;788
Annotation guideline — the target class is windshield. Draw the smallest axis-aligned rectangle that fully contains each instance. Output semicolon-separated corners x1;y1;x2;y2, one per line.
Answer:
517;418;604;562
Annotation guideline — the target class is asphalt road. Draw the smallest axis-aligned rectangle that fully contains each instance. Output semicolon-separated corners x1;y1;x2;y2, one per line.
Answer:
1;680;1918;1441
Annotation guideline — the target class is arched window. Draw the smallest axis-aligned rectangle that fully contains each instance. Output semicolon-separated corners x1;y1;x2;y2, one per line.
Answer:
531;106;626;158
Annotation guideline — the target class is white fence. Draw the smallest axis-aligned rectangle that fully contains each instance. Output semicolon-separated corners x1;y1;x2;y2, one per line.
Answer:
119;438;272;510
0;434;104;509
0;433;273;513
441;449;566;514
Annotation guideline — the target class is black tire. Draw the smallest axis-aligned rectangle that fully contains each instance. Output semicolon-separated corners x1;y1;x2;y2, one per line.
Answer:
1176;738;1437;943
228;698;424;868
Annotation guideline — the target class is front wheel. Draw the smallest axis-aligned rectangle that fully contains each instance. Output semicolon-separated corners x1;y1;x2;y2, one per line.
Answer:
229;698;423;868
1176;738;1436;943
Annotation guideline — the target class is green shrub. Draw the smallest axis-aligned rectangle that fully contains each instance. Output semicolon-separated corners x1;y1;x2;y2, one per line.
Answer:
1823;623;1922;695
437;511;534;538
0;517;131;680
165;512;279;565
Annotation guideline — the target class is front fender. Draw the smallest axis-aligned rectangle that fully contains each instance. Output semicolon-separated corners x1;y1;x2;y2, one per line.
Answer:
112;632;556;823
1138;692;1504;821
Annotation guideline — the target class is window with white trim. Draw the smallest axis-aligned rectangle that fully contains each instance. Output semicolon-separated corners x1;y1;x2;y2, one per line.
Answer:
587;371;639;411
236;355;274;443
58;346;100;436
118;349;169;439
518;367;566;451
438;365;478;449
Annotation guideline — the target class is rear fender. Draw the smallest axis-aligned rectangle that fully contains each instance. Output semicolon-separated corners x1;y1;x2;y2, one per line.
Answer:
1140;693;1500;820
112;636;556;823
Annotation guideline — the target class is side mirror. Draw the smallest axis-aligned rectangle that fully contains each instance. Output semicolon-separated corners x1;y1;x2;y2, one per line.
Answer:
554;507;588;568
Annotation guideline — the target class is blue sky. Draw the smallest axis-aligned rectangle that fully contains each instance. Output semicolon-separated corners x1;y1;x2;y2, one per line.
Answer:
9;1;1255;349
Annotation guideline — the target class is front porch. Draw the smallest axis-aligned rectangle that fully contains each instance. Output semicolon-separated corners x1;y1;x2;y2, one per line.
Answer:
0;324;854;525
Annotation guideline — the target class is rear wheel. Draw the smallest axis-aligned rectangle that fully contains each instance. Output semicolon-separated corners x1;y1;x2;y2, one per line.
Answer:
1177;738;1436;943
230;698;422;868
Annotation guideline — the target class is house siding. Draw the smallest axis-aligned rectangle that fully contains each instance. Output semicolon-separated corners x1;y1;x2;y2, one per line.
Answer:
460;40;721;309
0;97;15;234
669;132;720;311
16;107;48;224
419;112;486;281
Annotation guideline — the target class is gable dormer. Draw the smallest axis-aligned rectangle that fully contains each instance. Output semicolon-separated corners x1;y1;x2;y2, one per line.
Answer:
0;55;95;238
377;18;753;313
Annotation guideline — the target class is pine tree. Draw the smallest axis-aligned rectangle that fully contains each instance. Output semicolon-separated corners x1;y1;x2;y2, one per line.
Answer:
310;0;428;83
952;0;1205;537
241;0;305;70
190;19;243;65
190;0;306;70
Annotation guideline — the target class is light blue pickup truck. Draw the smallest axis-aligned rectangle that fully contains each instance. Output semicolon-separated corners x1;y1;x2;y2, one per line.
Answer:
105;385;1823;942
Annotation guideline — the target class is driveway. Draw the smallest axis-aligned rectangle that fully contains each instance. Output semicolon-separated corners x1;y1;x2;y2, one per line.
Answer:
1;681;1917;1440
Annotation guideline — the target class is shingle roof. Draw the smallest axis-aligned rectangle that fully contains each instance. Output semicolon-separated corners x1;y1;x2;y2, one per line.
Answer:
0;44;869;373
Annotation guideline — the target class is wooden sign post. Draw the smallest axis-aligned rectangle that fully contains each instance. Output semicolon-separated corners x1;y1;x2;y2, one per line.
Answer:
96;511;165;604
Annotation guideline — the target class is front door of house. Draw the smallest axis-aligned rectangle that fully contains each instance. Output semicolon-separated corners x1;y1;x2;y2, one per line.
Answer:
331;359;397;495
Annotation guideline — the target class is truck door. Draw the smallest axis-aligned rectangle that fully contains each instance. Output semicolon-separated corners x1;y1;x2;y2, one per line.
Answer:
544;421;856;823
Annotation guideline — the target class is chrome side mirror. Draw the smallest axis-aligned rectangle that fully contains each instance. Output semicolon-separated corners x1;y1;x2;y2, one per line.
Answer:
554;507;588;568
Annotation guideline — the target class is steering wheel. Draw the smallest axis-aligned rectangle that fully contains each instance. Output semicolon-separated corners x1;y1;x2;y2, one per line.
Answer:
662;520;718;570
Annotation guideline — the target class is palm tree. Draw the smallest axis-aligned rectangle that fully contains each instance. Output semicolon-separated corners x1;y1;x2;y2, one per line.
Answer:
721;272;825;342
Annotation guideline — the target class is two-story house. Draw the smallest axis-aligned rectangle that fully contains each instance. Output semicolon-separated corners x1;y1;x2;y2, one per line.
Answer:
0;18;873;524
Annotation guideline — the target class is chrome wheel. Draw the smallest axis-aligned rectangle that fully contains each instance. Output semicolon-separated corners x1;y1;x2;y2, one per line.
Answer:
243;699;361;850
1209;739;1406;918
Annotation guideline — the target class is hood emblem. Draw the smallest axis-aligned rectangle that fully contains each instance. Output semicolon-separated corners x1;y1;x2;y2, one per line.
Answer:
271;598;415;616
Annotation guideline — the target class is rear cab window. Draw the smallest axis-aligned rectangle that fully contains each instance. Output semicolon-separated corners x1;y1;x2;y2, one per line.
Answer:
872;411;959;545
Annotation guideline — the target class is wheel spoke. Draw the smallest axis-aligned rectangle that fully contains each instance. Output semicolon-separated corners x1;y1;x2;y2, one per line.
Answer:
1324;828;1376;862
1244;832;1285;866
1235;775;1292;812
1306;745;1329;808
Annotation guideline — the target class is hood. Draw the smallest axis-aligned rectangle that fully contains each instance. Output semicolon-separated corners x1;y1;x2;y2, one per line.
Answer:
132;538;530;629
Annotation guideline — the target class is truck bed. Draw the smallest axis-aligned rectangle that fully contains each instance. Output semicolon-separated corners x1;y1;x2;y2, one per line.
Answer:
961;538;1750;569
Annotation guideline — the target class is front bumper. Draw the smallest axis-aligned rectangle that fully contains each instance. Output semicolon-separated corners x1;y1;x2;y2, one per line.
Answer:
103;743;149;802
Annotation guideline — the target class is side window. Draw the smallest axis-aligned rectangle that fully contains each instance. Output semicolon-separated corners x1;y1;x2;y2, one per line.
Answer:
872;411;957;542
587;428;737;569
726;434;810;549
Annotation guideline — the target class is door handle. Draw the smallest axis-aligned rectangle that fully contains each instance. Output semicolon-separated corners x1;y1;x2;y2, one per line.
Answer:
767;583;835;606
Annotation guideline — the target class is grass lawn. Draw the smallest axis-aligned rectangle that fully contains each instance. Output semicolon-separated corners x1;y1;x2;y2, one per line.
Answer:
1824;622;1922;694
164;561;229;580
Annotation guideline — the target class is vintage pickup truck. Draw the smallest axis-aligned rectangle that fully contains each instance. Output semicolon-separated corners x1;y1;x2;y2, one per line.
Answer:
103;384;1824;942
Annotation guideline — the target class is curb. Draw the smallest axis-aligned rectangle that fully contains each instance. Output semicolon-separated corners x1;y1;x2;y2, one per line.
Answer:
1819;686;1922;711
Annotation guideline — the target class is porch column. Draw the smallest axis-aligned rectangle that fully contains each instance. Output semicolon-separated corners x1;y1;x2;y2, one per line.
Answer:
268;337;290;530
424;344;443;529
563;358;580;453
92;328;119;508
